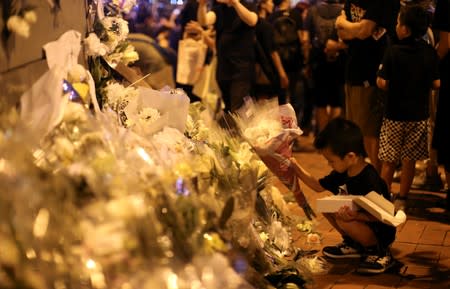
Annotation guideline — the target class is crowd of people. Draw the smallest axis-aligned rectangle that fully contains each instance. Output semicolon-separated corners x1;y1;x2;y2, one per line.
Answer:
125;0;449;275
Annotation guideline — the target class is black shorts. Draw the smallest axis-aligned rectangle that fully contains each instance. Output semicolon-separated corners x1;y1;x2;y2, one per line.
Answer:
368;221;396;249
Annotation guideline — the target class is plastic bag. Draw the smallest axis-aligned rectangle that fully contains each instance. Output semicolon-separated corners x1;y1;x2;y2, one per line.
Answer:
176;38;207;85
234;99;316;219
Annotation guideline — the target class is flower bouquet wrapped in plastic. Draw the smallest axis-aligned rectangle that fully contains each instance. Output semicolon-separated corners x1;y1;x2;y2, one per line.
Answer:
233;99;316;220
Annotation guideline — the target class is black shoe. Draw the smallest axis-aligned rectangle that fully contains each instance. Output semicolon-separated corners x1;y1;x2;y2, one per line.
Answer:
411;173;443;192
357;250;395;274
322;241;362;259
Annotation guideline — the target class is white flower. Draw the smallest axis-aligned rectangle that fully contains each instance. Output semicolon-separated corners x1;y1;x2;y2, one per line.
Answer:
112;0;137;14
101;17;129;43
121;44;139;65
84;33;109;56
104;82;138;110
137;107;160;125
6;15;31;38
243;118;282;146
53;137;75;161
23;11;37;24
296;220;314;232
298;256;330;275
306;232;321;244
63;102;88;123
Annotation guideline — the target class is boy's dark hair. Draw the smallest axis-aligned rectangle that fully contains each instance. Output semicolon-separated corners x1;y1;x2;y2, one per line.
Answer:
313;118;368;158
398;4;429;38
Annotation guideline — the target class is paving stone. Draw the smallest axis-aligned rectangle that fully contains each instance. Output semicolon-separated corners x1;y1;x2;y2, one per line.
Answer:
418;224;448;245
395;220;426;243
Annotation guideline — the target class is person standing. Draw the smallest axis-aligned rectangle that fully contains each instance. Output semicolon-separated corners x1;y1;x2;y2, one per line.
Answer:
431;0;450;208
306;0;346;132
335;0;398;172
270;0;310;130
254;0;289;103
197;0;258;113
376;4;440;211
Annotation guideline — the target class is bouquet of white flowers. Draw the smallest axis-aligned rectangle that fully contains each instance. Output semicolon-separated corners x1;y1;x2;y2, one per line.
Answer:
233;99;316;220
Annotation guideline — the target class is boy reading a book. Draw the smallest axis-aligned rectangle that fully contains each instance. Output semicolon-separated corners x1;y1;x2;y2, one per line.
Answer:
289;118;396;274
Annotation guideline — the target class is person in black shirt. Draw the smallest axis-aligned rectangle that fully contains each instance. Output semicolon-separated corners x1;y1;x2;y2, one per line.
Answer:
377;4;440;212
289;118;396;274
254;0;289;102
335;0;397;173
431;0;450;207
270;0;310;131
198;0;258;113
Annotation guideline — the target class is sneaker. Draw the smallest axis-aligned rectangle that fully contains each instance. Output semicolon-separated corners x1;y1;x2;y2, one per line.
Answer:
322;242;362;259
411;173;443;192
357;251;395;274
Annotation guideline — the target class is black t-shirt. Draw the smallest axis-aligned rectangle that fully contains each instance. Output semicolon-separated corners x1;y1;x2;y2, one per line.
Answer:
377;37;440;121
213;0;257;81
319;163;390;200
255;18;277;55
343;0;387;86
433;0;450;81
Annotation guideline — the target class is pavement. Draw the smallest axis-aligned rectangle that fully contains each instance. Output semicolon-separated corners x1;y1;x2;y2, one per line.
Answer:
273;134;450;289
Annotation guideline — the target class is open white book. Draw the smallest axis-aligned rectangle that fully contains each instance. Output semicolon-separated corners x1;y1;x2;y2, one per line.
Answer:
316;191;406;227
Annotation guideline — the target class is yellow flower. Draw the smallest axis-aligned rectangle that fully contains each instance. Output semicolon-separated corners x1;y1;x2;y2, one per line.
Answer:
6;15;30;38
72;82;90;103
23;11;37;24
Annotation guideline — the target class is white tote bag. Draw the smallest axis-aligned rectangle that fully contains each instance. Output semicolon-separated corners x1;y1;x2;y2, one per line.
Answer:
176;38;207;85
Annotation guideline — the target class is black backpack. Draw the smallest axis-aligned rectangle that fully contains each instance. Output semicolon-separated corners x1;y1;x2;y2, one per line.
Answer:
272;10;301;70
309;2;343;50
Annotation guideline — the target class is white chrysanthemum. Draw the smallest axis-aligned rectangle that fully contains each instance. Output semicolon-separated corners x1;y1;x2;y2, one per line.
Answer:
84;33;109;56
121;44;139;65
6;15;30;38
137;107;160;126
23;10;37;24
104;82;138;110
101;17;129;42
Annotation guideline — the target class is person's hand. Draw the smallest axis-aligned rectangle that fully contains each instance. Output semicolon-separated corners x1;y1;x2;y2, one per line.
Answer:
335;12;346;29
325;39;339;53
198;0;207;6
336;206;358;222
279;72;289;89
186;21;203;34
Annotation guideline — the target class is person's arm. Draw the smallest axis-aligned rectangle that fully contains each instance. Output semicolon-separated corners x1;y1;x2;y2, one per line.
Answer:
290;157;326;192
432;79;441;90
197;0;208;26
336;206;378;222
298;29;310;65
271;51;289;88
223;0;258;27
335;11;377;40
437;30;449;60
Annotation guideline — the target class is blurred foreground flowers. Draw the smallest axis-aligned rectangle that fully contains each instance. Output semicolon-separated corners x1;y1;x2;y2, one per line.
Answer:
0;89;329;289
